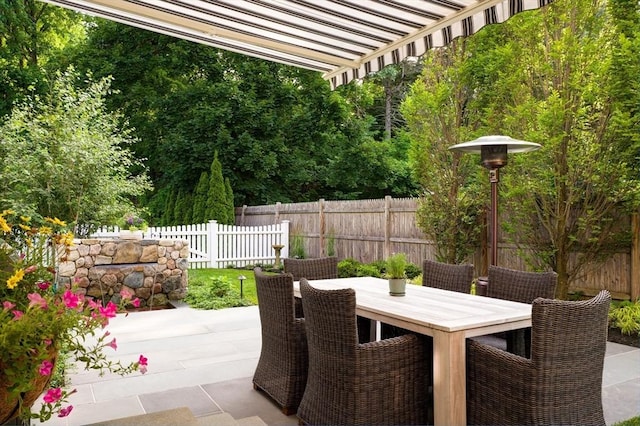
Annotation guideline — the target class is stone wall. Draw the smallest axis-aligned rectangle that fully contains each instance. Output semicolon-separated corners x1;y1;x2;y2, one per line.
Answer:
57;238;189;308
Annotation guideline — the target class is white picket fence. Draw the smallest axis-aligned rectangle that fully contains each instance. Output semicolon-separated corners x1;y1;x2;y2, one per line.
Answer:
91;220;290;269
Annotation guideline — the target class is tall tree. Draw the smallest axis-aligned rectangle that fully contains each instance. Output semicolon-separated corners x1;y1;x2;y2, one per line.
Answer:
192;171;209;224
224;177;235;225
402;40;485;264
206;152;228;224
0;0;84;117
479;0;640;298
68;20;415;214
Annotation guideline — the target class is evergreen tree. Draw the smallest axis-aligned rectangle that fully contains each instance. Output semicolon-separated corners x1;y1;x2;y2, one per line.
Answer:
224;177;235;225
181;192;194;225
173;189;186;225
193;171;209;223
161;189;176;226
206;152;227;223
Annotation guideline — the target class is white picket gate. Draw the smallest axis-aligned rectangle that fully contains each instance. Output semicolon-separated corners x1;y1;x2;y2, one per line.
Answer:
91;220;289;269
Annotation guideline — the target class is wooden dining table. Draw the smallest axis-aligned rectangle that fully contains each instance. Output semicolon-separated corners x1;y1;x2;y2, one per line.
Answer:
293;276;532;426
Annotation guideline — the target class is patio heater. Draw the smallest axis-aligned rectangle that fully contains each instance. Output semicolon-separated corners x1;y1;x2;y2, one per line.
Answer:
449;135;540;267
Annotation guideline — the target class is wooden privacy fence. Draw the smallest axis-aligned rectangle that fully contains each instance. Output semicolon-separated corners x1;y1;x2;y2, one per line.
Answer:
92;220;290;269
236;196;640;301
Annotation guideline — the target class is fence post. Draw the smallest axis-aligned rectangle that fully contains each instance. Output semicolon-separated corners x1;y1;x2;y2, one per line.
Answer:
631;211;639;301
319;199;325;256
384;195;391;259
281;220;290;258
275;202;281;224
208;220;218;269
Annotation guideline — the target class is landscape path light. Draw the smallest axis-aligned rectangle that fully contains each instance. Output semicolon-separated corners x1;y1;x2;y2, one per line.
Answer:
238;274;246;299
448;135;541;267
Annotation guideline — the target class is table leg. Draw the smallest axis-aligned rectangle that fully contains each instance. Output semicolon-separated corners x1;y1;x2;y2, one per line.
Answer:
432;330;466;426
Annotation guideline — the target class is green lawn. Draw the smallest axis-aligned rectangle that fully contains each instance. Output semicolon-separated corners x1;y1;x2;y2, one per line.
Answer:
188;268;260;305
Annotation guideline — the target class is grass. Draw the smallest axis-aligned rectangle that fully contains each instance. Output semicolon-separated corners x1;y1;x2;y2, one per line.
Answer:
188;268;259;306
615;416;640;426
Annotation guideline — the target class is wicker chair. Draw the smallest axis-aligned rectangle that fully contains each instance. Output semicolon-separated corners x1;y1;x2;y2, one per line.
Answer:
297;278;431;426
466;290;611;425
282;256;339;281
252;268;308;415
422;259;474;293
283;256;338;318
486;265;557;357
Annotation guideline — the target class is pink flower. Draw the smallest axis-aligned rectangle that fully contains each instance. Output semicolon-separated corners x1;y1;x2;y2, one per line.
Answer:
44;339;53;346
11;310;23;320
3;301;15;310
131;298;141;308
28;293;48;309
58;406;73;417
62;290;80;309
43;388;62;404
120;289;132;299
24;265;37;274
99;301;117;319
37;281;51;290
39;360;54;376
138;355;148;374
107;338;117;350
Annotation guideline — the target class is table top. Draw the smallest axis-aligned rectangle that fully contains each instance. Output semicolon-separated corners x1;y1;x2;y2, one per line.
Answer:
294;277;532;337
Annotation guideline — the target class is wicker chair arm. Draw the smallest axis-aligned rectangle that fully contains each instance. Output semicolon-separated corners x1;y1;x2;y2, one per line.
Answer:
467;339;534;425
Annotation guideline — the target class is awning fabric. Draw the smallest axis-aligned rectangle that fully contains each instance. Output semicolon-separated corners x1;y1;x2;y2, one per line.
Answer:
41;0;552;89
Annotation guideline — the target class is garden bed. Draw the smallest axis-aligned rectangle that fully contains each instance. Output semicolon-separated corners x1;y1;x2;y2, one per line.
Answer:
608;327;639;348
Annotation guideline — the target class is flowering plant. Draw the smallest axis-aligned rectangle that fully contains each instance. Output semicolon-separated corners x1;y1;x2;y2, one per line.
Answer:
0;210;148;423
120;212;148;231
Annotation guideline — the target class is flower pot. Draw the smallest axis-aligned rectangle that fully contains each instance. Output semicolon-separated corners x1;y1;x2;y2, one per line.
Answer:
0;350;57;424
119;230;143;240
388;278;406;296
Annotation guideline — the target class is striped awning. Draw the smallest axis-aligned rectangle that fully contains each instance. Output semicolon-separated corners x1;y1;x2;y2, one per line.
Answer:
41;0;552;89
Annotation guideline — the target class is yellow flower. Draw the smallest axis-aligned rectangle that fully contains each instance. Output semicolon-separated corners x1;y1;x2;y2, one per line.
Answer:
45;217;67;227
20;216;31;223
39;226;53;236
0;216;10;233
19;224;32;231
7;268;25;289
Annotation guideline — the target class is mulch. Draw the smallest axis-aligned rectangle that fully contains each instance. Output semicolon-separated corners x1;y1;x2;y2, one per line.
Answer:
608;327;640;348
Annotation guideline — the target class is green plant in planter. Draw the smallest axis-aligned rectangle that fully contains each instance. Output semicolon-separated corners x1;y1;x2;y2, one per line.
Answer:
385;253;408;297
384;253;407;279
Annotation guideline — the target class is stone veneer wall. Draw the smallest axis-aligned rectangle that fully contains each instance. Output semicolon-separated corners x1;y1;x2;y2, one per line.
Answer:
57;238;189;308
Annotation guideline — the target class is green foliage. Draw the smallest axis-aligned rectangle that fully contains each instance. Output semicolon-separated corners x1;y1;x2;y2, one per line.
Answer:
0;0;85;118
289;231;306;259
404;263;422;280
613;416;640;426
67;22;418;215
326;230;336;257
337;258;381;278
609;299;640;336
192;172;209;224
402;40;484;264
0;67;152;232
206;152;228;224
224;177;235;225
161;190;176;226
486;0;640;298
384;253;407;278
184;276;253;310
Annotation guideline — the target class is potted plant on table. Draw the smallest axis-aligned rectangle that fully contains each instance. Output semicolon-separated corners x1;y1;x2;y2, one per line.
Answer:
385;252;408;296
0;210;148;424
